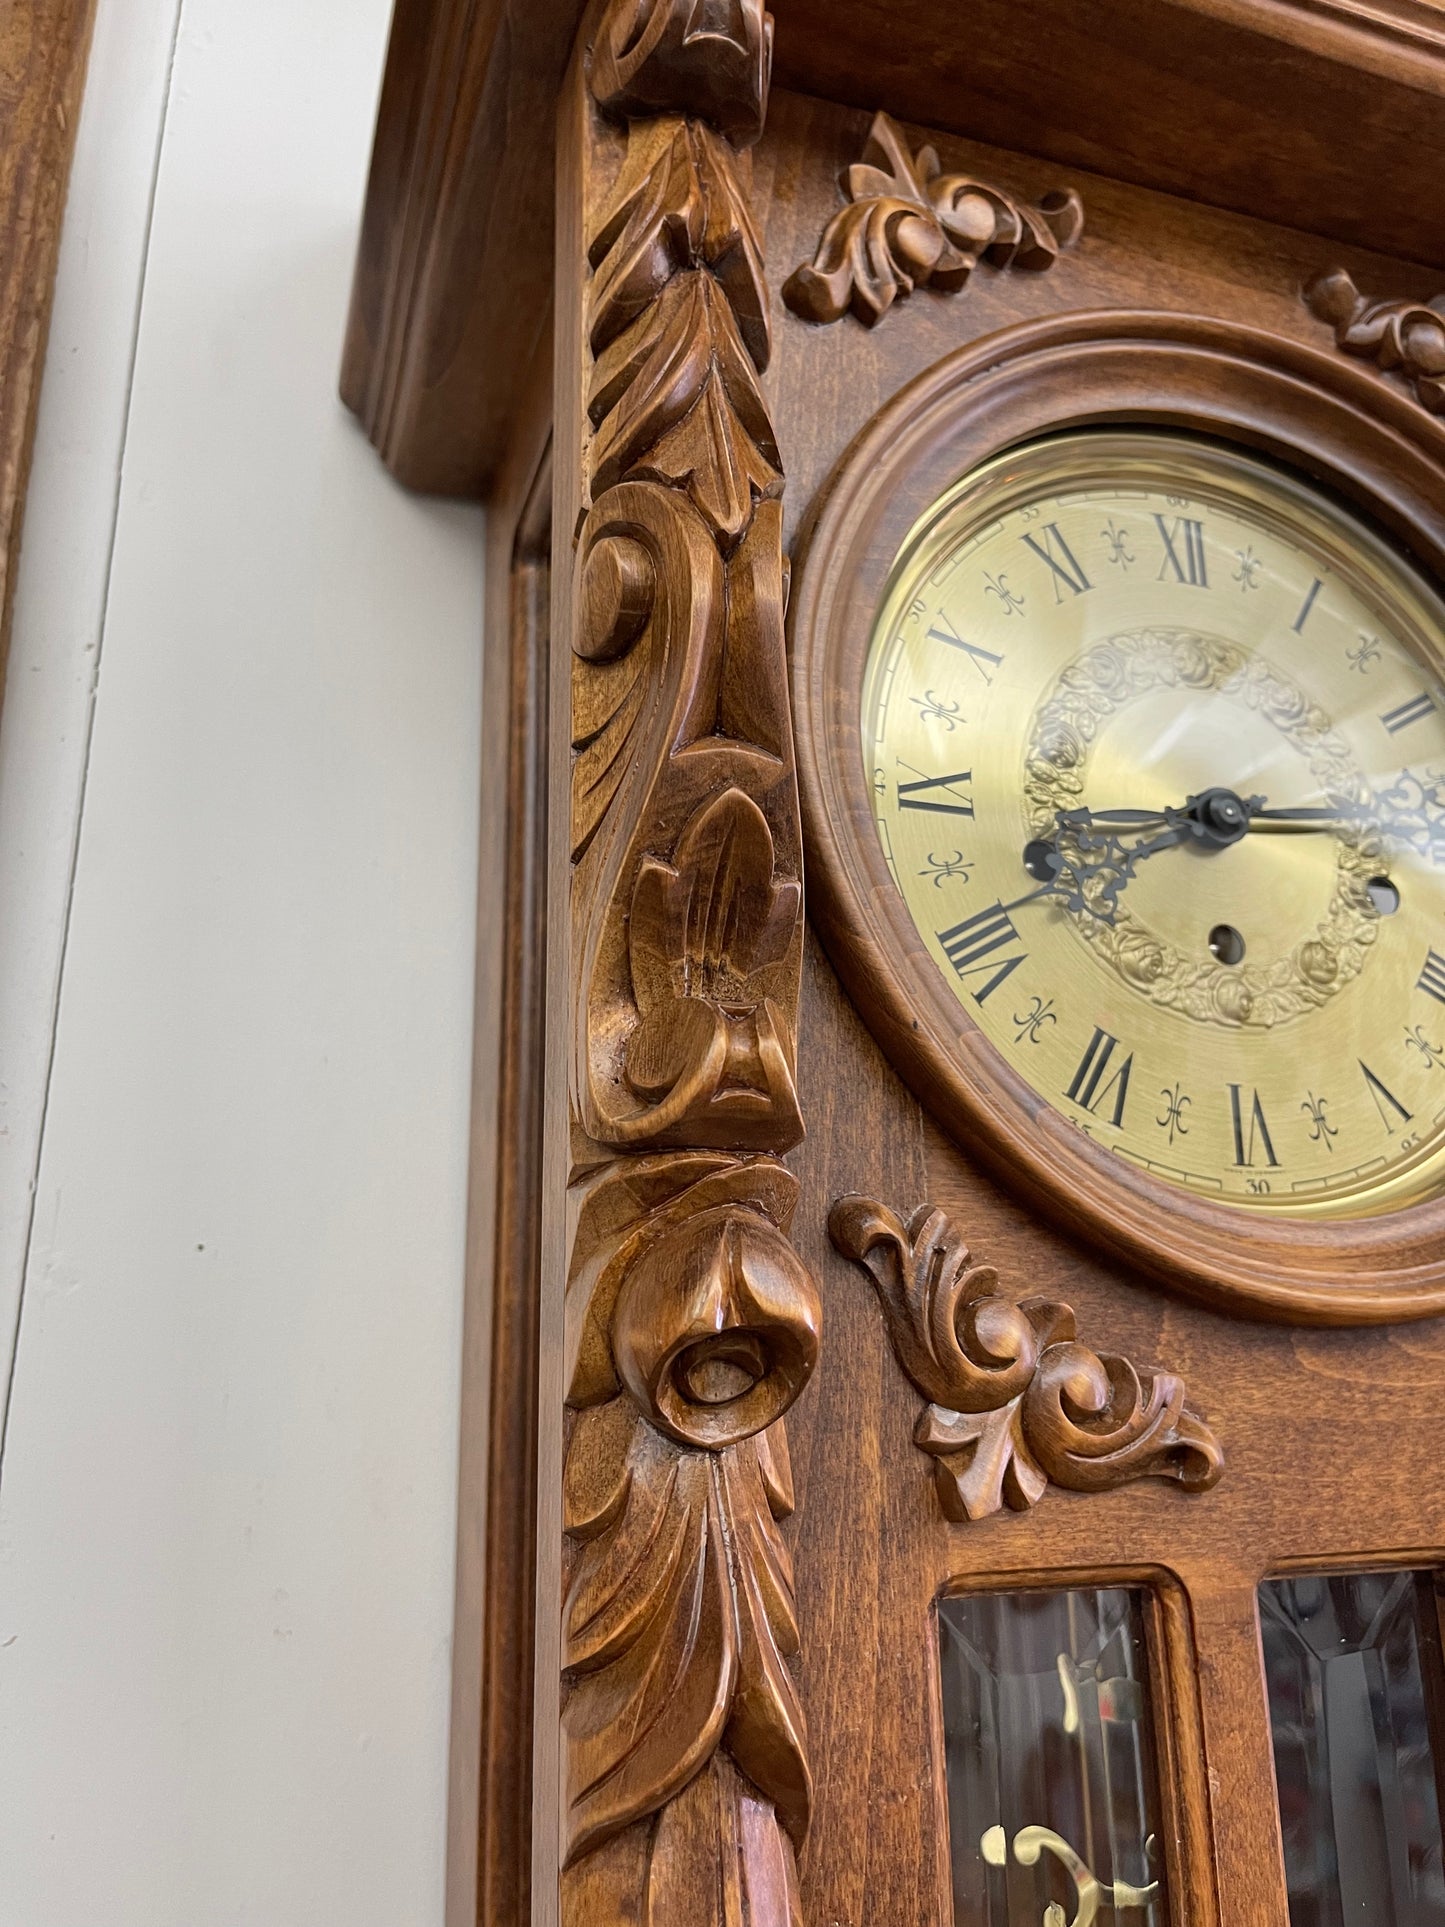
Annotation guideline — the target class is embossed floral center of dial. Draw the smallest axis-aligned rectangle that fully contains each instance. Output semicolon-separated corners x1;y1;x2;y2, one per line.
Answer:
1024;628;1380;1028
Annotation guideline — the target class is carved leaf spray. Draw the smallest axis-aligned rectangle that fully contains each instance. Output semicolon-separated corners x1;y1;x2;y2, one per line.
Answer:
829;1197;1223;1522
562;3;820;1922
784;111;1083;328
1305;267;1445;415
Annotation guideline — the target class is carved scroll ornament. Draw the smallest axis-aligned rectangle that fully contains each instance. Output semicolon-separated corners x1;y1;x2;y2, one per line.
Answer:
1305;268;1445;415
783;112;1083;328
563;4;819;1923
829;1197;1223;1523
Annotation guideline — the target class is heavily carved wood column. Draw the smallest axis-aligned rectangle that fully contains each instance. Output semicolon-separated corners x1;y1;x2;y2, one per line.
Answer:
557;3;818;1921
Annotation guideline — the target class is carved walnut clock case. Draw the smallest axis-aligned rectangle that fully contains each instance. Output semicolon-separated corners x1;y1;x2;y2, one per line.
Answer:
344;3;1445;1923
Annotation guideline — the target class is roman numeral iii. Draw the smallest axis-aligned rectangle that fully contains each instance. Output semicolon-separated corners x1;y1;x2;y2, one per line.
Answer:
1418;948;1445;1004
1380;691;1437;735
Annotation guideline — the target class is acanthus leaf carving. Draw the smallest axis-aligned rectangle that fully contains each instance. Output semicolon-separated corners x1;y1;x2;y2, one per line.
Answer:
562;1158;816;1892
590;0;773;148
1305;267;1445;414
570;487;802;1152
566;4;815;1918
591;269;781;543
828;1195;1223;1523
590;115;770;368
783;111;1084;329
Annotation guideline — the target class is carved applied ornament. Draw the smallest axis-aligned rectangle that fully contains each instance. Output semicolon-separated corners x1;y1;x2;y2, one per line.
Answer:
829;1197;1223;1523
1306;267;1445;414
784;112;1083;328
563;3;819;1923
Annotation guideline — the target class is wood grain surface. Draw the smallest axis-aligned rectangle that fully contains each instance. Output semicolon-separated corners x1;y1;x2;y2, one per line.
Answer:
552;8;822;1920
448;32;1445;1927
0;0;97;705
343;0;1445;496
446;337;552;1927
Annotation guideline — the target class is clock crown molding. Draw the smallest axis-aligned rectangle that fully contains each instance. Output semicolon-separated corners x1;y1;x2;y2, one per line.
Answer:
562;2;818;1921
829;1195;1225;1524
782;111;1084;329
1305;266;1445;415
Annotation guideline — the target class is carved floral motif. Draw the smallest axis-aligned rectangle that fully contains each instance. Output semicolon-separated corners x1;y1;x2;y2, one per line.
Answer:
590;0;773;146
829;1197;1223;1523
563;1157;818;1905
1305;267;1445;414
783;112;1083;328
563;4;817;1922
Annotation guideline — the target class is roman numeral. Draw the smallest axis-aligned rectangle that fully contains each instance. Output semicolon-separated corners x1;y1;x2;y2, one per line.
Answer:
1380;692;1437;735
896;764;974;816
1229;1085;1279;1167
1021;522;1092;602
1419;948;1445;1004
1360;1060;1413;1134
926;611;1003;683
1154;514;1208;586
1065;1027;1133;1127
1292;577;1323;633
937;900;1028;1003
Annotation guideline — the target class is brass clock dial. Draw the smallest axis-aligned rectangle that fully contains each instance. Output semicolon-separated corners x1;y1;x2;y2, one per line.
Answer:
863;431;1445;1217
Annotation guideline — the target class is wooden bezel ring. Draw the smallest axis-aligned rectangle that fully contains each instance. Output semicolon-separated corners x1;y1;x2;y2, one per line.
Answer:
789;309;1445;1325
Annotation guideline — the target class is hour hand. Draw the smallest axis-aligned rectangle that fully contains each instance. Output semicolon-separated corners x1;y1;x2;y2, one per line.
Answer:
1024;812;1186;923
1025;789;1265;922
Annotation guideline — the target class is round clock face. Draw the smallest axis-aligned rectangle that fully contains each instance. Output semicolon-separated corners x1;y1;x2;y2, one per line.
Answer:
863;430;1445;1218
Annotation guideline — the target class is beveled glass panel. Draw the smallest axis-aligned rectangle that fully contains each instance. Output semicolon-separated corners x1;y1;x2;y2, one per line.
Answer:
1260;1570;1445;1925
938;1587;1169;1926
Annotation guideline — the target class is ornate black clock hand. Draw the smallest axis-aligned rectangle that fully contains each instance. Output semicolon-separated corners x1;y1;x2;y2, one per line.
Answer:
1024;788;1267;924
1237;772;1445;862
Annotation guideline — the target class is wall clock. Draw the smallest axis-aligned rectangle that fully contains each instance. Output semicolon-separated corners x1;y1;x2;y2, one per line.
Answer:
792;315;1445;1321
346;5;1445;1921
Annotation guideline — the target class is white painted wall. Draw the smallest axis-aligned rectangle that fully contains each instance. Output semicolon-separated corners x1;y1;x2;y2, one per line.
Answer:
0;1;485;1921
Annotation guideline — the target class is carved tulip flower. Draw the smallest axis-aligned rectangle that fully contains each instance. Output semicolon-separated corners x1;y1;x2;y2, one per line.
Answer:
613;1202;821;1448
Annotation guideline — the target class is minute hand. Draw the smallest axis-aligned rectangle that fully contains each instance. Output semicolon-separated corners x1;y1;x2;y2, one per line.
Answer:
1246;801;1445;857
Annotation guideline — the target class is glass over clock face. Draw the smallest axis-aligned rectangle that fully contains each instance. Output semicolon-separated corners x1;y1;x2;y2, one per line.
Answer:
862;430;1445;1217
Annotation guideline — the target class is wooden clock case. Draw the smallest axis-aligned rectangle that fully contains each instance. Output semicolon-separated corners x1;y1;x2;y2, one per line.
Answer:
343;5;1445;1925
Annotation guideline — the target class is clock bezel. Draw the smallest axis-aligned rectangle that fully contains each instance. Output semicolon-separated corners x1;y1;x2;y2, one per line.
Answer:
789;309;1445;1324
